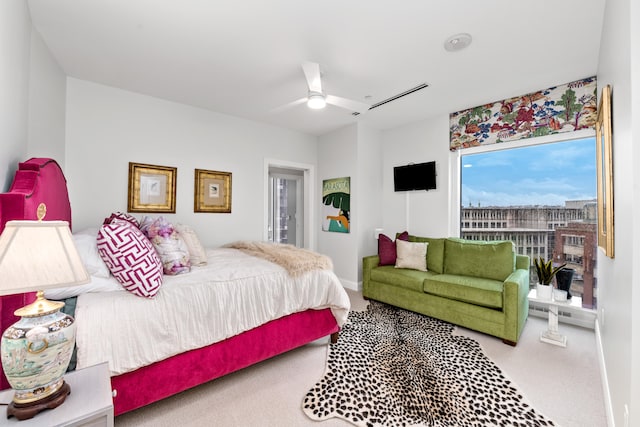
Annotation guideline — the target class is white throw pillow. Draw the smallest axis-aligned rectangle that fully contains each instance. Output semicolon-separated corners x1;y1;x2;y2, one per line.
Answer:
45;275;123;300
72;228;111;278
395;240;428;271
175;223;208;266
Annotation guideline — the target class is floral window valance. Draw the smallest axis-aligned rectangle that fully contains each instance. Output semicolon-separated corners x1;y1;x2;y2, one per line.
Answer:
449;76;597;151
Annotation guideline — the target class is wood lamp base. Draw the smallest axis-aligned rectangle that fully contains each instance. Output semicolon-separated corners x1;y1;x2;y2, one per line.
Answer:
7;381;71;421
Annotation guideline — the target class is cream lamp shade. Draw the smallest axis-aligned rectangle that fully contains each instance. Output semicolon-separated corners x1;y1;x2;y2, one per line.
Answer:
0;220;90;296
0;216;90;420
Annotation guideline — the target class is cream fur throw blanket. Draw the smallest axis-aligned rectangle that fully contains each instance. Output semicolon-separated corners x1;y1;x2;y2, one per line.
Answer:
224;241;333;276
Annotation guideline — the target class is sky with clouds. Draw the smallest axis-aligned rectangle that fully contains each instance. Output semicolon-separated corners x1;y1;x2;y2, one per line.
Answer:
460;137;596;207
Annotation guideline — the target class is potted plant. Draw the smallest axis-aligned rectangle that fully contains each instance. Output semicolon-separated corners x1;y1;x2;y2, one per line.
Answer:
555;267;575;299
533;257;566;300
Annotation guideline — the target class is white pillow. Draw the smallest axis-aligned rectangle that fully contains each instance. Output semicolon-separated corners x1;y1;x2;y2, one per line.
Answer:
395;240;428;271
175;223;208;266
72;228;111;278
44;275;123;300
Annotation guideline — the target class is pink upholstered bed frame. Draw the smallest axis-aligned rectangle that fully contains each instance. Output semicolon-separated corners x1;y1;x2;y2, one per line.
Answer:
0;158;340;415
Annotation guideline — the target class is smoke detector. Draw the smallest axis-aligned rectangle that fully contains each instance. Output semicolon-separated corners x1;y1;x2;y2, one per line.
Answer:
444;33;472;52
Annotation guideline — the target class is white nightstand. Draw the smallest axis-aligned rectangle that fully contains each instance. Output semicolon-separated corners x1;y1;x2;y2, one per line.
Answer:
528;289;583;347
0;363;113;427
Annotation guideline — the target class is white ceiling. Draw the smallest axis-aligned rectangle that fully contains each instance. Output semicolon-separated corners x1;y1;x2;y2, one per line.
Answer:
27;0;606;136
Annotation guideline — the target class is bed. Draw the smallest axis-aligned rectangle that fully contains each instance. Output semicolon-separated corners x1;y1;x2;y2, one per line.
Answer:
0;158;350;416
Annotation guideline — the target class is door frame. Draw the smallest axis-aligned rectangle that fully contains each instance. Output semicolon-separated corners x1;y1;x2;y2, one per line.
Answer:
264;159;315;250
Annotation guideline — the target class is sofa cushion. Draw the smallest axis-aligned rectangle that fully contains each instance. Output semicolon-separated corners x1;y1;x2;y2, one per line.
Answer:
443;239;515;281
395;240;428;271
408;236;445;274
377;231;409;266
424;274;504;309
370;265;436;293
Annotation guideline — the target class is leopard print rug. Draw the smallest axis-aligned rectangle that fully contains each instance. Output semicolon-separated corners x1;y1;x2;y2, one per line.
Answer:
303;302;556;427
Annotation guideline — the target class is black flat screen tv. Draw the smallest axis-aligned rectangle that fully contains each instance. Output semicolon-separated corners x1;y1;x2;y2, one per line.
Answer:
393;161;436;192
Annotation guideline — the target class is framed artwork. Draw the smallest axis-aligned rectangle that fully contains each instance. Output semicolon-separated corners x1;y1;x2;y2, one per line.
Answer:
194;169;232;213
128;162;177;213
322;177;350;233
596;84;614;258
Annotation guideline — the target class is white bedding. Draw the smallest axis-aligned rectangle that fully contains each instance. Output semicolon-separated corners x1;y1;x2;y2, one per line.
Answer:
75;248;350;376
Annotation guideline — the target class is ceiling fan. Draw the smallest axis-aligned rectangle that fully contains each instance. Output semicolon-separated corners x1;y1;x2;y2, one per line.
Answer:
274;62;371;114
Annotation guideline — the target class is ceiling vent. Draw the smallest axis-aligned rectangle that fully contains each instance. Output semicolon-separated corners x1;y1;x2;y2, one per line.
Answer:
352;83;429;116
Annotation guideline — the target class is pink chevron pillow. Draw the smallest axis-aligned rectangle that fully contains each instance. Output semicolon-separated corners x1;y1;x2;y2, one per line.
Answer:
97;219;163;298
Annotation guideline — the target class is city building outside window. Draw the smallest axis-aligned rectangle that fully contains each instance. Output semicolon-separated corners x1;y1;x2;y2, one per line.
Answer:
460;138;597;309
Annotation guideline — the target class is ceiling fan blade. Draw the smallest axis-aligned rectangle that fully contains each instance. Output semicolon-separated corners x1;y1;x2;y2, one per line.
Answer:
325;95;371;114
301;62;323;94
270;97;307;114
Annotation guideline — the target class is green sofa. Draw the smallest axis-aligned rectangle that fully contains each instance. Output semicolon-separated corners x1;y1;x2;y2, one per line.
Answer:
362;236;530;345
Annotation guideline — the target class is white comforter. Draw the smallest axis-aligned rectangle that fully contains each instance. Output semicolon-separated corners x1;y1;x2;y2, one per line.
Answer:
75;248;350;376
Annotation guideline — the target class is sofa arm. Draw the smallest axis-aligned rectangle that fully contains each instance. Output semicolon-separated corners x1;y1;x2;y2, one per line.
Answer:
515;254;530;271
503;268;530;343
504;269;529;299
362;255;379;296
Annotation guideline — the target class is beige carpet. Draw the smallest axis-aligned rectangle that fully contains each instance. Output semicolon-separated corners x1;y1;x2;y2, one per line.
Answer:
115;289;607;427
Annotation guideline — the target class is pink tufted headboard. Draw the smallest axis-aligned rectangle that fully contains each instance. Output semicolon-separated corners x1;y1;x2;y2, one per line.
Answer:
0;158;73;389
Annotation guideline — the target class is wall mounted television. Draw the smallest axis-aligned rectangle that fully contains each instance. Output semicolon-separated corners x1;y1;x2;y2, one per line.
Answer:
393;161;436;192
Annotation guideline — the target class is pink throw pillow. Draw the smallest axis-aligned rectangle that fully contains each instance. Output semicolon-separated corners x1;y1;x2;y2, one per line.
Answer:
97;219;163;298
104;212;139;228
378;231;409;266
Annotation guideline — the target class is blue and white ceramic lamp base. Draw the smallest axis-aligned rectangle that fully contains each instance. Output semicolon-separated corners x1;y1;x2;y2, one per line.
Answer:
1;309;75;404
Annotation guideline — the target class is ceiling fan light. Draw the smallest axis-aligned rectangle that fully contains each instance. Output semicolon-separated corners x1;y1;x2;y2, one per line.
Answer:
307;93;326;109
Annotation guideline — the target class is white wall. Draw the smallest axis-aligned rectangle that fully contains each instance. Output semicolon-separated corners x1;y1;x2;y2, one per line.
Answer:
631;0;640;422
65;79;318;247
317;124;359;287
27;28;66;166
0;2;31;190
380;115;452;237
317;123;383;289
596;0;639;425
0;3;66;194
355;123;383;280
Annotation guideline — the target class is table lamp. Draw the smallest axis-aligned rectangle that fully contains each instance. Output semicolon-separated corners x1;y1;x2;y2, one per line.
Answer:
0;204;90;420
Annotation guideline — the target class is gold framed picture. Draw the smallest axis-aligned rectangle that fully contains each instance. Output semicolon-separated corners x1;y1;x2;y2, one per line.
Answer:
595;84;614;258
127;162;177;213
194;169;232;213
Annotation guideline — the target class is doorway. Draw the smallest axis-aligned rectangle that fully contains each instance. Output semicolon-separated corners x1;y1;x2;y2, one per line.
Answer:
265;160;314;249
268;169;303;246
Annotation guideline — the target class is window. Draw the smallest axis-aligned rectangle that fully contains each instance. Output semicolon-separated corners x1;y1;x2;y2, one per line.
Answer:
460;138;598;309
